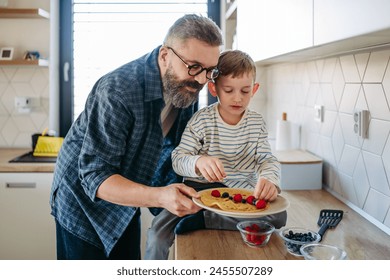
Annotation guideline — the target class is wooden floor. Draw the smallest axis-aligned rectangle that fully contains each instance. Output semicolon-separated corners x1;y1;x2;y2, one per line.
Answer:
175;189;390;260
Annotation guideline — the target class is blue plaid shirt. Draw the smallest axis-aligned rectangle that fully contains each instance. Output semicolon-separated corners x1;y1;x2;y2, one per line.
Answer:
50;46;196;256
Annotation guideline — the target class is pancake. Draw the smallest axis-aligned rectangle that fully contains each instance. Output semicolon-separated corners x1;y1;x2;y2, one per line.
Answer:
200;188;269;212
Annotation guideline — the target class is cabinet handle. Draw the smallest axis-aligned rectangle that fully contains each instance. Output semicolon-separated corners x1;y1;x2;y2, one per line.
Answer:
64;62;70;82
6;182;36;189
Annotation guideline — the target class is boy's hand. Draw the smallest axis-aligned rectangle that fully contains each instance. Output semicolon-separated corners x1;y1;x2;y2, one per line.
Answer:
253;178;278;201
195;156;226;182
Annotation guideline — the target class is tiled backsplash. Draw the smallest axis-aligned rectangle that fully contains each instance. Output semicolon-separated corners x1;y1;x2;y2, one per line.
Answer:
0;66;50;147
258;48;390;233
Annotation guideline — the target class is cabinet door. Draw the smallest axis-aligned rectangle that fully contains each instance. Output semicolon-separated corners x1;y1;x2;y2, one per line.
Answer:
314;0;390;46
236;0;313;61
0;173;55;260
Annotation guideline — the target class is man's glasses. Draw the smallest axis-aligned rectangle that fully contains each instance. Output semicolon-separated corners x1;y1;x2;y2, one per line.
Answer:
167;46;219;81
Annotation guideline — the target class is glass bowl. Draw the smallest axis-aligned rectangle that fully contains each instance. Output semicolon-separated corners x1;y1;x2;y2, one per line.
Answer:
236;220;275;248
279;227;321;256
300;243;347;260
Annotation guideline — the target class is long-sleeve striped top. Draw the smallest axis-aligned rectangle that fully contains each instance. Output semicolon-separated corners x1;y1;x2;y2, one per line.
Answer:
172;103;280;191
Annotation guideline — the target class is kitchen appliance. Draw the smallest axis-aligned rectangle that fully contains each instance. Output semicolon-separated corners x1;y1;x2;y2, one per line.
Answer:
317;209;343;241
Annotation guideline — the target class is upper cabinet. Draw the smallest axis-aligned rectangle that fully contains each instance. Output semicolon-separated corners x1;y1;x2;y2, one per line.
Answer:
229;0;390;64
314;0;390;45
0;7;50;66
236;0;313;62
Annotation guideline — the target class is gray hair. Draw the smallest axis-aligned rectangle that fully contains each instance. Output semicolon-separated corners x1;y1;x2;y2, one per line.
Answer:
164;14;223;47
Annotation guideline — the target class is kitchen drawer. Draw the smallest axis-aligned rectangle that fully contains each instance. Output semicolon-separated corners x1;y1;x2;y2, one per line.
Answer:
0;172;55;260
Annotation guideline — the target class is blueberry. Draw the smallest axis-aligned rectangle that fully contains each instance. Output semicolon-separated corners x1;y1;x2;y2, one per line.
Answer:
221;192;229;198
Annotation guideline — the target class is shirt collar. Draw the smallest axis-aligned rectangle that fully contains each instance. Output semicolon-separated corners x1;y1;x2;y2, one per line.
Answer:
144;45;164;103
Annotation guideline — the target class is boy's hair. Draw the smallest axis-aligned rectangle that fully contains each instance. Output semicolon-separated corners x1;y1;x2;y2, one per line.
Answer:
216;50;257;82
164;14;223;47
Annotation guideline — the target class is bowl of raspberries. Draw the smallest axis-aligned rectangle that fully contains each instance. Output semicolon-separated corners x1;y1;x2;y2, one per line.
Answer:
236;220;275;248
279;227;321;257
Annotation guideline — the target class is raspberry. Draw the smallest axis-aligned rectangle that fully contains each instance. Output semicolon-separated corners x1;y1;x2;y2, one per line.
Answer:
211;190;221;197
245;226;252;232
233;194;242;203
256;199;267;209
251;223;260;232
246;195;255;205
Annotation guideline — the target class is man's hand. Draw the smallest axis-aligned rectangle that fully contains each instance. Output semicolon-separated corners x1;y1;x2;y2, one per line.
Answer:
195;156;226;182
253;178;278;201
158;183;203;217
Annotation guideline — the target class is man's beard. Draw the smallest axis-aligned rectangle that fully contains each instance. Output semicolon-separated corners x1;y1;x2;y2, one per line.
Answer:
162;66;204;108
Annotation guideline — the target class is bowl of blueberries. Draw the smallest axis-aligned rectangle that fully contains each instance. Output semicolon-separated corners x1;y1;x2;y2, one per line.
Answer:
279;227;321;257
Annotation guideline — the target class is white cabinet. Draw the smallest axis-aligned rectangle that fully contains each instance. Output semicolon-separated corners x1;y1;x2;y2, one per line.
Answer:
0;172;55;260
314;0;390;46
236;0;313;61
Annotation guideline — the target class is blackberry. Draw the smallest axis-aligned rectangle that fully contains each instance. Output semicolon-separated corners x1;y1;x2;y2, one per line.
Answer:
242;198;246;203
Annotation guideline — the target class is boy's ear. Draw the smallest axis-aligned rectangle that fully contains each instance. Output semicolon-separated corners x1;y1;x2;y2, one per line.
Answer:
252;83;260;97
208;82;218;97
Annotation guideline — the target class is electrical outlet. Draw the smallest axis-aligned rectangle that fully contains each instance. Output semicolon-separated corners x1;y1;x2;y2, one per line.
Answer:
314;105;324;122
14;96;31;108
14;96;40;108
353;109;369;138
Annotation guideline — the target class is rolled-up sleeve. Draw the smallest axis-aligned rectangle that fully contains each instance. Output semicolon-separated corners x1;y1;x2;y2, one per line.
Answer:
78;83;134;201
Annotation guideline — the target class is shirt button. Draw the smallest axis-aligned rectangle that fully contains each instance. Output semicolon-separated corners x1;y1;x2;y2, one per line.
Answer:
113;237;118;241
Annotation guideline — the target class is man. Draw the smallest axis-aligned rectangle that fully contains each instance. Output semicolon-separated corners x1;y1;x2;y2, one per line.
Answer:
50;14;223;260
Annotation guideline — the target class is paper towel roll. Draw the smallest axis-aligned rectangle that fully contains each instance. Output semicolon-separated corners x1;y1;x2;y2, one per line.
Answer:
276;120;292;151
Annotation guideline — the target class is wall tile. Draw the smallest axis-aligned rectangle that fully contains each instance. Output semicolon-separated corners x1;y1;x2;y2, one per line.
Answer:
339;144;360;176
363;188;390;223
338;172;358;205
1;118;18;146
320;83;337;111
354;52;369;81
320;57;337;83
339;84;360;114
363;49;390;83
362;151;390;196
340;54;361;82
362;119;390;155
363;84;390;120
332;116;344;164
331;60;345;109
353;153;370;208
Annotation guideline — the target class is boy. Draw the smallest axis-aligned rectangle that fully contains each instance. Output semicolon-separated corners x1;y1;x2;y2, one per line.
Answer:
144;50;286;260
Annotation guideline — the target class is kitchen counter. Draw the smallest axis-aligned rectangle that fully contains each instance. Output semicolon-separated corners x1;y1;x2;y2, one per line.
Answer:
0;148;55;172
175;189;390;260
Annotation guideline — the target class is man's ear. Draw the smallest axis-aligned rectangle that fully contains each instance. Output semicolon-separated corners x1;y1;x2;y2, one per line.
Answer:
252;83;260;97
159;46;169;67
208;82;218;97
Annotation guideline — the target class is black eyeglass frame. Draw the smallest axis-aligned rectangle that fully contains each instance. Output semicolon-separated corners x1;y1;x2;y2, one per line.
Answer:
166;46;219;81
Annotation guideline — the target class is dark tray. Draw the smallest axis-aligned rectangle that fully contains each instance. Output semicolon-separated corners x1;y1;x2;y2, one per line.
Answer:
9;151;57;163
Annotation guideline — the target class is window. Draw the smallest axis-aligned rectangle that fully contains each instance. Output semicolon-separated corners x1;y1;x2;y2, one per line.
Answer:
59;0;220;136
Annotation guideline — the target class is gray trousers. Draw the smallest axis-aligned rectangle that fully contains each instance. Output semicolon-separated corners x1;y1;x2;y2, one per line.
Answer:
144;209;287;260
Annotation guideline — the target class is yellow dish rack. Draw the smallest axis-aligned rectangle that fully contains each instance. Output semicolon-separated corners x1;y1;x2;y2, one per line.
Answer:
33;136;64;157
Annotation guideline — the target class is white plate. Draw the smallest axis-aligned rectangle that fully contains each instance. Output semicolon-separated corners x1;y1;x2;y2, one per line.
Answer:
193;188;290;219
